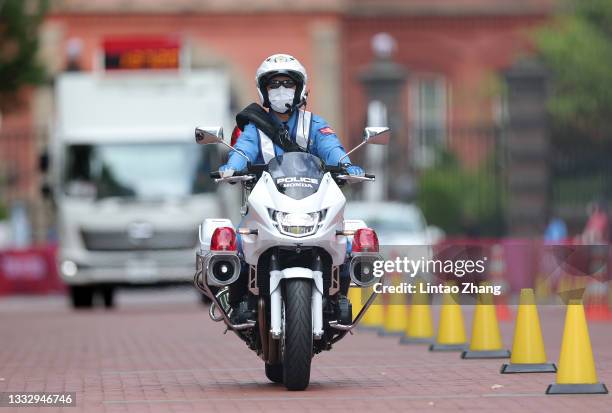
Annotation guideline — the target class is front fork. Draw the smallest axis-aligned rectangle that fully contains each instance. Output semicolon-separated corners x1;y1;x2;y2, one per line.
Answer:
269;254;325;340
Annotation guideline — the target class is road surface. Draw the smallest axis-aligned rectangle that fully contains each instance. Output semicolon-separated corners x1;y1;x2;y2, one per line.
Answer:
0;288;610;412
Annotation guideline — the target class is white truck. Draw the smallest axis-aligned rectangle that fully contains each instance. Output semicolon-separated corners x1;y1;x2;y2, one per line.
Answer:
47;70;230;308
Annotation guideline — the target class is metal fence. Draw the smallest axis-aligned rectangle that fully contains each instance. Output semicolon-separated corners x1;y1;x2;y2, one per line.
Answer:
1;121;612;247
0;128;51;246
551;132;612;231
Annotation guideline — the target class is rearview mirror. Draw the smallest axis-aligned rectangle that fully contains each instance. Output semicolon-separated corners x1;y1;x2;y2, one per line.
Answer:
195;126;251;163
195;127;224;145
364;127;390;145
338;126;391;164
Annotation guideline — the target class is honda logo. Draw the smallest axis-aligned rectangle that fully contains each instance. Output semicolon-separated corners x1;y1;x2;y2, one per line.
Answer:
126;221;154;244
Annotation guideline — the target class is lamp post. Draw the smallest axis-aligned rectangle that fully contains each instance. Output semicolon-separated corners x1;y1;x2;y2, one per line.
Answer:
503;58;550;236
358;33;410;201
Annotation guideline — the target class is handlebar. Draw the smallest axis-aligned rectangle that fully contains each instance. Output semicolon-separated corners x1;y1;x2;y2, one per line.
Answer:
209;163;267;180
210;165;375;184
323;165;375;182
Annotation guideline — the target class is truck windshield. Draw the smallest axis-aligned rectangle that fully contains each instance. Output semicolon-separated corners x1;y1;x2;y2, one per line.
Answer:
63;143;215;199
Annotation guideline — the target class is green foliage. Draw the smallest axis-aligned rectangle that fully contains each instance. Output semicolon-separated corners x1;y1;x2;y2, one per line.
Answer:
0;0;49;111
417;151;504;236
535;0;612;137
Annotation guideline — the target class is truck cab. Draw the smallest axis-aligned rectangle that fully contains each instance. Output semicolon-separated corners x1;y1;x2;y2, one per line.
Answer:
49;70;230;308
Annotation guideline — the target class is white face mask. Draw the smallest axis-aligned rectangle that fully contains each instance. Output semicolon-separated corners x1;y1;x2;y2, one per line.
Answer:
268;86;295;113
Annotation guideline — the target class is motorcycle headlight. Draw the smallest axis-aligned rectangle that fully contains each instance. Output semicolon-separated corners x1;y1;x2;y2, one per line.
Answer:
274;211;320;237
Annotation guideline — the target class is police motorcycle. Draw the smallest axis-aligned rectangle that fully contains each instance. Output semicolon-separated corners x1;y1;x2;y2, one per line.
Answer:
193;125;389;391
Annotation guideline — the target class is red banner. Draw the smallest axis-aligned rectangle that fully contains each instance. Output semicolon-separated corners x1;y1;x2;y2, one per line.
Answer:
0;246;64;295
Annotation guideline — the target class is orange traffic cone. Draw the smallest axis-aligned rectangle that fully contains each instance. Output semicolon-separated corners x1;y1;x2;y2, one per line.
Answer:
462;284;510;359
585;281;612;321
501;289;556;373
546;300;608;394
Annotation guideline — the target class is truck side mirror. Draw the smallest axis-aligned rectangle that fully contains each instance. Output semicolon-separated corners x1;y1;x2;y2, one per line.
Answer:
195;127;224;145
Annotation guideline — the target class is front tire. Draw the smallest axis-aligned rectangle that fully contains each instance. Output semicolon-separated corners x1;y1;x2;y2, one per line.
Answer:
282;279;313;391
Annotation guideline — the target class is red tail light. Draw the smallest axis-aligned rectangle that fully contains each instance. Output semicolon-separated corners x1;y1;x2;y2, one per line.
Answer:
230;126;242;147
352;228;379;253
211;227;237;251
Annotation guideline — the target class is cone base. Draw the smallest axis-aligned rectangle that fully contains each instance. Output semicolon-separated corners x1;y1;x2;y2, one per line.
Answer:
500;363;556;374
378;330;404;337
462;349;511;359
429;343;468;351
546;383;608;395
400;336;434;344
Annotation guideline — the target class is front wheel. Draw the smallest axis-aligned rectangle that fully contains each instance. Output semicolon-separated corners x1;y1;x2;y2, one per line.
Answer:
282;279;313;391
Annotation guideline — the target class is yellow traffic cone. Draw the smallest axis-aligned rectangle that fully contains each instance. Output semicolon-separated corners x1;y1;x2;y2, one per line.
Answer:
430;286;468;351
546;300;608;394
380;275;408;336
359;286;384;332
348;285;363;320
401;280;434;344
501;289;556;373
462;284;510;359
381;302;408;336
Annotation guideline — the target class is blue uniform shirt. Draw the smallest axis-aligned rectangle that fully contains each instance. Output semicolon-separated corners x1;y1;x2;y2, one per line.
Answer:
224;109;351;170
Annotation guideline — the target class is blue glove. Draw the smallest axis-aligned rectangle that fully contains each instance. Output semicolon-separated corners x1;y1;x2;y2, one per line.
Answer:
218;164;235;178
345;164;365;177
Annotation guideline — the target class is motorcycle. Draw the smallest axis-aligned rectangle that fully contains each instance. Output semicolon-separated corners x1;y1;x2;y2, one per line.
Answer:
193;125;389;390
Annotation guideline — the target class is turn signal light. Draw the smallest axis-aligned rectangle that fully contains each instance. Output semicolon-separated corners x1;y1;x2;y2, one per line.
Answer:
352;228;379;253
211;227;237;251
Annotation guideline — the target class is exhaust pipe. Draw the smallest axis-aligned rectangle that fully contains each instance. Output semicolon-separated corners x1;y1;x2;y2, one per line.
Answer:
194;254;254;331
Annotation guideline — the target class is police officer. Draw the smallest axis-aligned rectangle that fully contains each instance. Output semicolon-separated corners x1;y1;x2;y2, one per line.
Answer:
222;54;361;321
218;53;364;176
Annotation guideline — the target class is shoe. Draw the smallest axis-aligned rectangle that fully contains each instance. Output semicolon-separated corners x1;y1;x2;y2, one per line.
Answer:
230;299;255;324
335;294;353;325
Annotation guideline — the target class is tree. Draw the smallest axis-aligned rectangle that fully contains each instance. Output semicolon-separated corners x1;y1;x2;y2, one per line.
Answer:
535;0;612;139
0;0;48;114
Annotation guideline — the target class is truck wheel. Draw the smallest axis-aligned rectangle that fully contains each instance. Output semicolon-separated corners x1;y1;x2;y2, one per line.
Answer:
101;286;115;309
69;286;94;309
282;279;313;391
265;363;283;383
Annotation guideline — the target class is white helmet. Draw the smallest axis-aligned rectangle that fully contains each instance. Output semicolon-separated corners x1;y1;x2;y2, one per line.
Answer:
255;54;308;110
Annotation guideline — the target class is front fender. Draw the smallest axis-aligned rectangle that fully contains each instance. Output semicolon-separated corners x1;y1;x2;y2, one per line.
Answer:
269;266;325;339
269;267;323;295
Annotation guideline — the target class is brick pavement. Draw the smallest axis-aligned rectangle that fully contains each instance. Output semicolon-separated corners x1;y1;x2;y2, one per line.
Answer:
0;290;610;412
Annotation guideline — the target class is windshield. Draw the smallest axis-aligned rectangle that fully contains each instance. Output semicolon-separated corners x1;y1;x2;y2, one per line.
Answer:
268;152;324;200
63;142;216;199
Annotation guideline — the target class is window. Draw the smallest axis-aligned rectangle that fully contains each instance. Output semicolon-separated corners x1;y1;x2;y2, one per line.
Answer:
409;76;448;168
